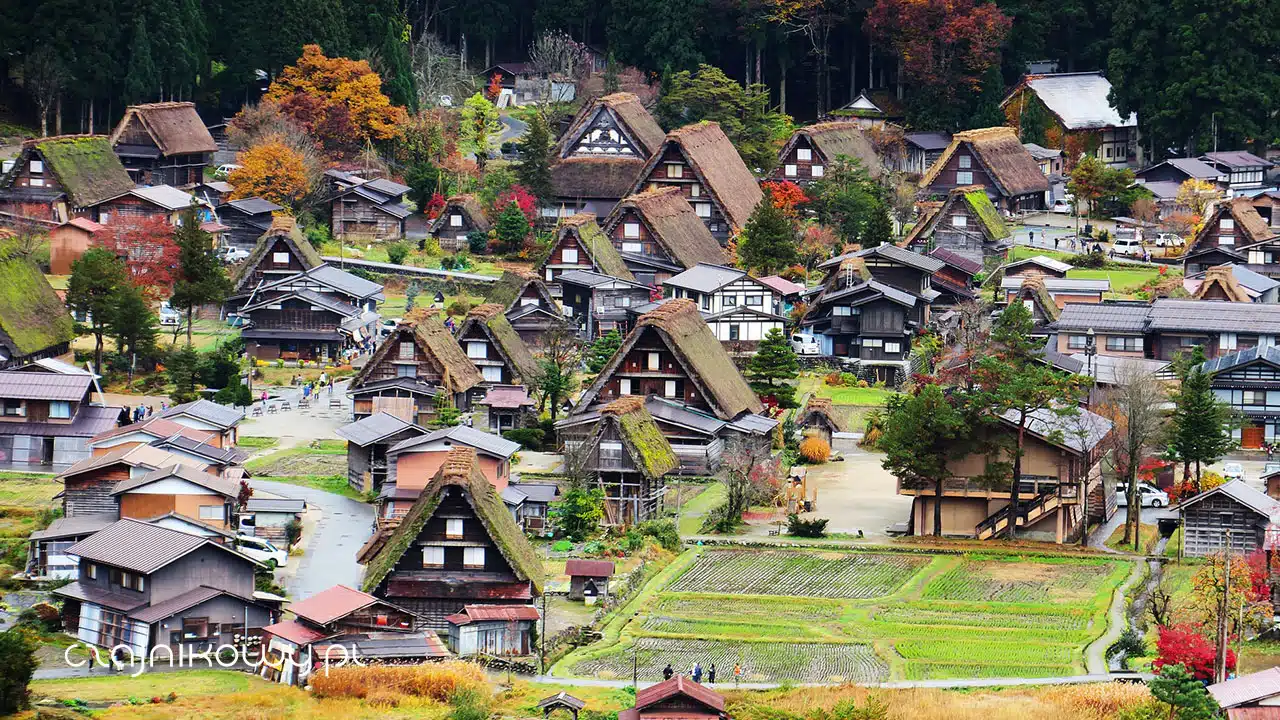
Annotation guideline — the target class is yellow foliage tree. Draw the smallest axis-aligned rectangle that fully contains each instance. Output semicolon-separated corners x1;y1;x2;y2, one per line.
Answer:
266;44;409;153
228;139;310;208
1176;178;1221;218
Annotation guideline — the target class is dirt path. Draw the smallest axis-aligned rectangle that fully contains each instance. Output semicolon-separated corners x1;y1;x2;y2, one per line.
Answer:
1084;559;1146;674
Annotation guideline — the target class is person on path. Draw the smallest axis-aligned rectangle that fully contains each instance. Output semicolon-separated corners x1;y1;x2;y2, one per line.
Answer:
692;662;702;683
708;664;716;684
328;377;335;393
662;664;674;681
261;390;268;404
733;663;743;685
1053;236;1059;251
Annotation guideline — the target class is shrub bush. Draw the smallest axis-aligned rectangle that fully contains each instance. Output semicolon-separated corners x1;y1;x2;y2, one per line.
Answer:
799;437;830;464
787;514;828;537
631;519;680;551
1070;249;1107;268
311;661;487;701
447;300;472;316
386;243;411;265
502;428;545;450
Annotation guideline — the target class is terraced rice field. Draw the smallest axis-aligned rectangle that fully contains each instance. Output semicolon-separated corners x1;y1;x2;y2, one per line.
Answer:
557;549;1130;683
668;549;928;598
573;637;888;683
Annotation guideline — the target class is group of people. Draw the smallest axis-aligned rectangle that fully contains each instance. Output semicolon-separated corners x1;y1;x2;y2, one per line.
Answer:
292;373;335;401
661;661;744;685
121;401;167;424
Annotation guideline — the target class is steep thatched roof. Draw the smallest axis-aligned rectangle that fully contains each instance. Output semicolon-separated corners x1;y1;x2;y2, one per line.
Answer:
486;270;556;312
1015;276;1060;322
111;102;217;155
646;122;763;232
609;188;727;269
900;202;943;248
0;242;75;357
549;214;635;281
555;92;665;158
788;122;882;176
1194;265;1253;302
599;397;677;480
920;127;1048;198
429;194;491;235
550;157;647;200
579;299;762;419
961;187;1011;240
1226;197;1276;245
462;304;540;382
21;136;135;208
799;397;847;433
361;447;543;595
352;315;483;393
232;216;323;292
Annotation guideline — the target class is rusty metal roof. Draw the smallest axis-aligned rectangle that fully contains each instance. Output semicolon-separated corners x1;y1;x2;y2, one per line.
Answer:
565;559;616;578
445;604;540;625
287;584;380;626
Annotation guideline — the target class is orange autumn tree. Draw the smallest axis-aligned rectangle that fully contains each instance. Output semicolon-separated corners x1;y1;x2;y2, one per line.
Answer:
761;180;808;218
266;44;409;155
228;138;310;208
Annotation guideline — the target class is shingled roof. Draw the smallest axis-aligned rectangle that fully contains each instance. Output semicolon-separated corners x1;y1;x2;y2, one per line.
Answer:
607;188;727;269
0;242;75;359
352;316;483;394
642;122;763;232
579;299;763;419
597;396;678;480
12;135;136;208
460;304;540;382
784;121;882;176
232;216;324;292
555;92;665;159
921;127;1048;198
360;447;543;595
111;102;217;155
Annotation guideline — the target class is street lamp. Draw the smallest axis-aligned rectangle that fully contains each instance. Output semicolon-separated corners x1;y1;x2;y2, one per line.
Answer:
1085;327;1097;406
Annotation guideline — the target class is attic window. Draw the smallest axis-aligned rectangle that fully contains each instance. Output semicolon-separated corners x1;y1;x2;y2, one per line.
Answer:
665;164;682;179
446;518;463;538
28;178;44;187
272;252;290;264
623;223;640;239
797;148;812;162
689;185;701;197
785;164;797;177
1220;218;1235;230
952;215;968;228
450;214;463;227
398;341;414;360
956;171;974;185
958;156;972;169
647;352;660;370
695;203;711;218
423;546;444;567
463;547;485;568
29;160;43;174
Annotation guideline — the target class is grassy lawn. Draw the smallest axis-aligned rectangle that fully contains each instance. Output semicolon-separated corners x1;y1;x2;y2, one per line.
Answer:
1239;639;1280;674
246;441;347;471
258;474;363;500
255;366;355;387
555;547;1131;683
236;436;279;451
377;292;488;323
1006;246;1075;263
815;385;895;406
31;670;269;703
1104;522;1160;554
320;240;506;277
1066;267;1177;295
0;473;61;506
675;482;726;536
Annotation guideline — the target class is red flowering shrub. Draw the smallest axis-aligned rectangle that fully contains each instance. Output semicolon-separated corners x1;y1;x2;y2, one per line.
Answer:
495;185;538;224
1153;624;1233;680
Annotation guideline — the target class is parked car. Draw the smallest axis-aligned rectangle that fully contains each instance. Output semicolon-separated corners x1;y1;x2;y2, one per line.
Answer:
158;301;181;327
1223;462;1246;482
790;333;822;355
1116;482;1169;508
219;246;250;263
380;318;403;337
1111;237;1145;257
1050;198;1072;214
214;163;241;179
235;535;288;568
1154;232;1184;247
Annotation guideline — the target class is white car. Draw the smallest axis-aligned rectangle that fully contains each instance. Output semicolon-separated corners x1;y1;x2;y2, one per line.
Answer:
1116;482;1169;508
790;333;821;355
214;163;242;179
1050;198;1072;214
1223;462;1246;482
236;535;288;568
220;247;250;263
158;301;181;327
1154;232;1183;247
1111;237;1145;257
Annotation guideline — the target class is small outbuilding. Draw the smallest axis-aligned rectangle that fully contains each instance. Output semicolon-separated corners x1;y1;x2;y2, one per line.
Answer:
1178;480;1280;558
445;604;540;656
565;559;615;602
538;692;586;720
796;397;847;445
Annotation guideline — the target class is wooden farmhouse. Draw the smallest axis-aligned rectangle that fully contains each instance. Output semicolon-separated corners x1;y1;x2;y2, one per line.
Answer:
359;446;543;630
0;246;76;369
897;406;1113;542
558;270;654;340
770;121;883;186
538;213;636;291
549;92;667;219
1000;72;1139;168
428;195;490;251
1177;481;1280;557
335;412;429;494
601;187;728;286
94;185;202;226
111;463;240;530
629;121;763;245
57;444;210;518
0;135;135;224
445;604;539;656
456;304;540;389
919;127;1049;213
88;416;220;456
661;264;787;351
218;197;283;250
228;217;325;305
926;247;982;306
348;316;483;423
560;396;679;525
902;185;1012;265
620;676;728;720
329;177;412;242
226;263;384;315
484;270;565;345
564;299;775;474
239;288;377;363
1182;197;1280;278
0;370;117;469
109;102;217;186
156;399;245;448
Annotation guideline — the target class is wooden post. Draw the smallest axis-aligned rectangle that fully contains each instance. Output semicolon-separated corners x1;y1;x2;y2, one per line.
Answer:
1215;528;1231;683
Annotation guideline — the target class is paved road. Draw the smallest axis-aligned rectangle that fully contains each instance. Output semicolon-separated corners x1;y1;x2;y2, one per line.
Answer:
532;672;1150;690
500;114;528;145
321;256;497;282
249;478;373;601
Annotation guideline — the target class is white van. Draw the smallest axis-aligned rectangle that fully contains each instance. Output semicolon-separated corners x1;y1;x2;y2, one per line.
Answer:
158;301;181;326
1111;237;1144;257
790;333;821;355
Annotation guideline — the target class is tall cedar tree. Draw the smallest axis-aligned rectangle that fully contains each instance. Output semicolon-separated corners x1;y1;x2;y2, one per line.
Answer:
494;201;531;253
170;214;232;346
603;53;621;94
654;64;789;172
1168;359;1235;490
879;384;971;536
586;329;623;374
738;195;797;275
516;113;555;203
864;206;893;247
0;628;37;714
110;284;159;363
746;328;799;407
66;248;128;374
975;300;1085;538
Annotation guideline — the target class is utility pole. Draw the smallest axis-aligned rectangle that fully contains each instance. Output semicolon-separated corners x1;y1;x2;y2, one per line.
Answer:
539;587;547;675
1215;528;1232;683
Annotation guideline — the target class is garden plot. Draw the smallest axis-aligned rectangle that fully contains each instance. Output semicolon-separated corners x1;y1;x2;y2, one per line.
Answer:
652;594;844;622
573;637;888;683
922;558;1120;604
668;549;927;599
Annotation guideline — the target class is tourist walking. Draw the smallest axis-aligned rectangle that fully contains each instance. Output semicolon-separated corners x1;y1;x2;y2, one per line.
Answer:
662;664;674;681
733;663;743;685
708;664;716;684
692;662;702;683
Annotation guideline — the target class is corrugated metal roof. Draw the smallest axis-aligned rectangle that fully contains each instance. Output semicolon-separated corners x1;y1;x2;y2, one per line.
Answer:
152;433;246;464
130;585;238;622
663;263;746;293
1179;480;1280;518
129;184;198;210
1022;72;1136;130
1004;255;1072;274
0;370;91;400
1149;299;1280;334
501;486;528;505
66;518;254;574
159;399;245;429
1202;345;1280;374
904;131;952;151
92;416;215;445
998;406;1112;453
244;497;306;513
334;412;421;447
482;385;533;409
388;424;521;459
635;675;726;713
265;619;331;645
305;264;385;300
287;584;378;625
0;403;119;439
928;247;982;275
854;243;946;273
1055;303;1152;333
1203;151;1273;170
225;197;282;215
29;513;116;540
509;482;559;504
445;604;539;625
52;581;149;612
59;444;204;480
1208;667;1280;708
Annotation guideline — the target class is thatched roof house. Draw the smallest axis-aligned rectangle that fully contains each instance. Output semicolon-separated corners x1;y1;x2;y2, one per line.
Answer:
110;102;217;156
902;185;1010;254
486;270;557;312
537;213;636;283
457;304;540;383
231;216;324;294
0;240;76;366
0;135;135;212
631;122;763;235
597;396;678;480
773;121;883;182
353;315;483;395
427;194;491;241
604;187;728;270
1193;264;1253;302
1012;276;1061;324
1184;197;1279;276
920;127;1048;211
798;397;847;438
550;93;666;216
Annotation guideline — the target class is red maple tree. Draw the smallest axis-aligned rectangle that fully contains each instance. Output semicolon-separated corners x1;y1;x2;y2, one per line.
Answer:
761;180;809;218
100;217;180;299
1153;623;1234;680
495;185;539;224
486;73;504;102
865;0;1011;100
426;192;447;220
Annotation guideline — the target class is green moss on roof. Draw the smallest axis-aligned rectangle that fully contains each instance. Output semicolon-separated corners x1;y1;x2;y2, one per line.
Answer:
576;219;634;281
603;397;677;480
0;244;75;356
232;218;324;291
465;304;540;383
963;189;1011;241
361;447;543;595
34;136;135;207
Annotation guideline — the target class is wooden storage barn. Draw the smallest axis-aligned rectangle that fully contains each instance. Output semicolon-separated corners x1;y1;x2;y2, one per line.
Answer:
110;102;217;186
561;396;678;525
565;559;615;601
329;178;412;242
428;195;490;251
1177;480;1280;558
445;604;540;656
902;185;1012;266
335;412;429;493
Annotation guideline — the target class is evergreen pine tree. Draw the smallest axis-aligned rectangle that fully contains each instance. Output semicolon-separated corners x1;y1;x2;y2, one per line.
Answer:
1149;664;1220;720
170;211;231;346
603;53;621;94
968;65;1007;128
494;201;531;253
1169;361;1235;490
166;346;201;404
109;284;159;362
516;113;554;203
123;17;158;103
66;248;127;375
379;18;417;111
586;329;623;373
746;328;800;407
864;206;893;247
738;196;797;274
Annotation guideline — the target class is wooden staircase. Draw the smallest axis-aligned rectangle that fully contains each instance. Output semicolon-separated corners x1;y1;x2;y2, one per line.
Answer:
975;490;1060;540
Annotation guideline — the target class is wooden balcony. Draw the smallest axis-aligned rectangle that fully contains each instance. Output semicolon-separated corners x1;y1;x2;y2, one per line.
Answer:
897;475;1094;504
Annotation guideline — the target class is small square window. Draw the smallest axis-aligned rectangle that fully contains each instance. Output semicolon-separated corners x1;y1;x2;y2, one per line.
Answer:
952;215;968;228
199;505;225;521
784;164;797;177
797;148;812;162
622;241;643;253
463;547;485;568
423;546;444;567
956;171;973;185
811;165;824;177
272;252;290;264
664;380;678;397
746;295;762;306
467;342;487;359
620;378;632;395
449;214;463;227
562;248;580;264
1220;218;1235;230
1067;335;1088;350
623;223;640;239
398;341;414;360
665;164;682;179
29;160;43;174
49;401;70;419
647;352;660;370
28;178;44;187
958;155;971;169
689;185;701;197
884;342;901;354
446;518;463;537
695;203;711;218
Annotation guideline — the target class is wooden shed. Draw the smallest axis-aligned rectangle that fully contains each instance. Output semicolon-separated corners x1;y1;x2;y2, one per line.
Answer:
797;397;847;444
565;559;615;602
1178;480;1280;557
